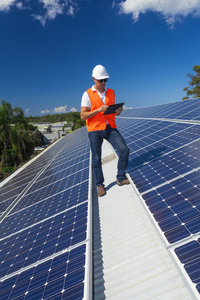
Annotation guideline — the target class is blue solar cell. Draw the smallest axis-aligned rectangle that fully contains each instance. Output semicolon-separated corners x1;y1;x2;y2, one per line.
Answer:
0;276;17;297
189;194;200;206
156;185;178;199
175;241;200;264
181;187;200;199
64;267;85;290
174;182;194;193
145;195;162;206
43;276;65;298
154;208;175;222
171;200;192;214
142;190;157;201
197;285;200;294
186;217;200;234
159;215;182;232
62;283;84;300
170;177;189;188
185;171;200;185
67;255;85;274
184;258;200;284
148;201;168;214
9;278;32;299
178;208;200;223
25;286;44;299
165;194;185;206
164;225;190;243
0;197;17;214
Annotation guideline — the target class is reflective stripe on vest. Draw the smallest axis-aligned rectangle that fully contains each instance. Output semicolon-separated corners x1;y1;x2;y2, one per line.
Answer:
86;88;117;132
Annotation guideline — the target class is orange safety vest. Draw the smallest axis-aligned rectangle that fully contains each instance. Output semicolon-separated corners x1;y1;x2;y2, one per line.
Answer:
86;88;117;132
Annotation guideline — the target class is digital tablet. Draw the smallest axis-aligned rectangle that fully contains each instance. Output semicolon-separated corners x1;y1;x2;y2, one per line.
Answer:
103;102;124;115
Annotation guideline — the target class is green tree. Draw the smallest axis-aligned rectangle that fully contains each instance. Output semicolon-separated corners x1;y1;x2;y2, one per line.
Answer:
0;100;44;178
62;123;70;133
183;65;200;100
0;100;26;171
67;112;85;131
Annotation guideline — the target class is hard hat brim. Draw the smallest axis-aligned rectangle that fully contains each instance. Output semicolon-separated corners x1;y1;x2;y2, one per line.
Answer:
92;75;109;80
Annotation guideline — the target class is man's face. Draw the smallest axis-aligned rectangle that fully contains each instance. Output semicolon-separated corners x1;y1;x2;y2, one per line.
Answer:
93;78;108;93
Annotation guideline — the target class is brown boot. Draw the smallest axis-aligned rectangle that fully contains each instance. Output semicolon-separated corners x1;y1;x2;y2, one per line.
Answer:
97;185;106;197
117;178;130;186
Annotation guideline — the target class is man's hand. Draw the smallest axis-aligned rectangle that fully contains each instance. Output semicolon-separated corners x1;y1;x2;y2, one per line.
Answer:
98;105;108;113
115;106;123;116
81;105;108;121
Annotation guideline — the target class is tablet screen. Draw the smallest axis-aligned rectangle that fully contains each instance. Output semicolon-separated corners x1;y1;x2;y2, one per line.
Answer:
103;102;124;115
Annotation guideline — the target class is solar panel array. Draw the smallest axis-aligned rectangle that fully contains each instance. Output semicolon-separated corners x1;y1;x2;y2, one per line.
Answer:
1;97;200;299
0;127;92;300
117;97;200;298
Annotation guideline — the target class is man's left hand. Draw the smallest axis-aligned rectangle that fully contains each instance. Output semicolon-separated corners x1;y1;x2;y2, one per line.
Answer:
115;107;123;116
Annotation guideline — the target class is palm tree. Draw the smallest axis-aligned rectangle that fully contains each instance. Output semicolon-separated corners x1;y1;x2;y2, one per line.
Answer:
68;112;85;131
0;100;45;179
0;100;27;173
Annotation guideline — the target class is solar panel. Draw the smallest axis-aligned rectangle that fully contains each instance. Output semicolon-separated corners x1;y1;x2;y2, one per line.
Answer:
0;127;92;300
117;115;200;245
122;97;200;120
172;239;200;298
116;98;200;297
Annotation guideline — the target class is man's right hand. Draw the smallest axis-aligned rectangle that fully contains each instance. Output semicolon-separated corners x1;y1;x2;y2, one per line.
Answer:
81;105;108;121
98;105;108;113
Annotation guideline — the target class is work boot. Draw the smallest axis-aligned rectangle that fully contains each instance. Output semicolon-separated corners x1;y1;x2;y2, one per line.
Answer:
97;185;106;197
117;178;130;186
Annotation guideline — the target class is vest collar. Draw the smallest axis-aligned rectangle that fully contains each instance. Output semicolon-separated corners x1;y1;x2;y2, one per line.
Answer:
91;85;107;94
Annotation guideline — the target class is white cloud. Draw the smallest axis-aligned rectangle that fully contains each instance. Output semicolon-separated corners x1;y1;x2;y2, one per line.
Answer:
0;0;16;11
123;105;133;110
118;0;200;27
32;0;79;25
16;1;25;9
41;106;78;114
0;0;80;25
25;108;29;115
41;109;50;114
70;107;77;112
53;105;68;113
32;14;47;26
67;5;76;16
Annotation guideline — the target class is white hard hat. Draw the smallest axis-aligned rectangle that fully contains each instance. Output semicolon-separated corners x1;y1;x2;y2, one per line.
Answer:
92;65;109;80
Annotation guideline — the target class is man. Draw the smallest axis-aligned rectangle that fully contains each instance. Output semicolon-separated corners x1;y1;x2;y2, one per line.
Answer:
81;65;130;197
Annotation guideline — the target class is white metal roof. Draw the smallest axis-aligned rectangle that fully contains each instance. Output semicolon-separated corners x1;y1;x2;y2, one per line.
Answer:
93;140;193;300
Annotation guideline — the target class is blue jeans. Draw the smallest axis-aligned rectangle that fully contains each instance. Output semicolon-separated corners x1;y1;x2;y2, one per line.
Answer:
88;125;129;186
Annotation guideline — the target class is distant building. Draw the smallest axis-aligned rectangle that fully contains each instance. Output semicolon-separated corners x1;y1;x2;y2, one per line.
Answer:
32;122;71;144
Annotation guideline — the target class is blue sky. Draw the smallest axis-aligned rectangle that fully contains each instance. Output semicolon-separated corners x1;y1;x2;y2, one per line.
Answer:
1;0;200;116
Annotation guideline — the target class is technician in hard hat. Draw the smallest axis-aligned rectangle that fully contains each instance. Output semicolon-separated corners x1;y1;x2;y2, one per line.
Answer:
81;65;130;197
